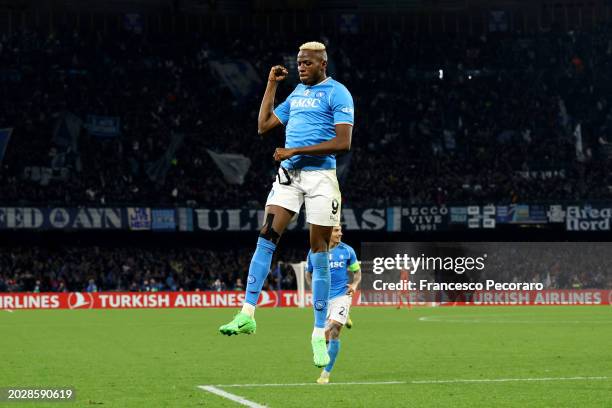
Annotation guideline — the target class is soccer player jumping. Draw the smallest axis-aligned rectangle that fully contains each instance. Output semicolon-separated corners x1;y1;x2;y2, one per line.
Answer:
219;41;355;368
306;225;361;384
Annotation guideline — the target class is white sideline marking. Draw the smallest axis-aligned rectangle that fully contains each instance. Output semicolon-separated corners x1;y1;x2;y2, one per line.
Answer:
418;316;611;324
202;376;608;389
409;376;609;384
215;381;404;387
198;385;267;408
3;309;14;313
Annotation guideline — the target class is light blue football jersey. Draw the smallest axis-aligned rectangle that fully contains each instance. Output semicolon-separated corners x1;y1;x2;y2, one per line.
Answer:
306;242;359;300
273;77;354;170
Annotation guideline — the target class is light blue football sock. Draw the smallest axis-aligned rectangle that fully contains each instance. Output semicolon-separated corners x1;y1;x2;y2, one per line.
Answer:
325;339;340;372
311;251;330;329
244;237;277;306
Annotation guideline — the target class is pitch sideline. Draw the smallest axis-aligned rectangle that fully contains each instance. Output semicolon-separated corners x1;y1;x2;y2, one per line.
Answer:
198;385;267;408
198;376;609;406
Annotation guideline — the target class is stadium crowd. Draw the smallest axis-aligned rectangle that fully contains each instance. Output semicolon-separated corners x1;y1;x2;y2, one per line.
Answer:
1;25;612;207
2;24;612;294
0;246;302;293
1;244;610;293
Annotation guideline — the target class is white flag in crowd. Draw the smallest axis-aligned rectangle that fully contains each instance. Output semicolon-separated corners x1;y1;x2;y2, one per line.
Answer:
209;60;262;101
207;149;252;185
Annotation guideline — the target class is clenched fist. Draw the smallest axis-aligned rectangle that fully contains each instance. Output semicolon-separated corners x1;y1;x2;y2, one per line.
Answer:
268;65;289;82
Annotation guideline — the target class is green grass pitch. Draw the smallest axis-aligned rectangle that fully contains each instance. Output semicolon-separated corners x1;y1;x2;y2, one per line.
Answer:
1;306;611;407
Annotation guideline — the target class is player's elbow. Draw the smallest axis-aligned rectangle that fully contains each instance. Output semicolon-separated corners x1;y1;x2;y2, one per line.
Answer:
337;139;351;153
258;118;276;135
258;125;270;135
257;122;267;135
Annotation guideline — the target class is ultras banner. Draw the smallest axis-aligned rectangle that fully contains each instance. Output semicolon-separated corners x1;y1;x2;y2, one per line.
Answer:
0;204;610;231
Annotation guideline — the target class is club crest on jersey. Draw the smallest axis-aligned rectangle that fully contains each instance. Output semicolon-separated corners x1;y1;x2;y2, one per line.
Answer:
248;275;256;284
315;91;326;98
314;300;327;311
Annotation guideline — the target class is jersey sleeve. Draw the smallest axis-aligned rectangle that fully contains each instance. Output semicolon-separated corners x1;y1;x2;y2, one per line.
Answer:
330;84;354;126
347;246;360;272
306;250;313;273
273;98;290;126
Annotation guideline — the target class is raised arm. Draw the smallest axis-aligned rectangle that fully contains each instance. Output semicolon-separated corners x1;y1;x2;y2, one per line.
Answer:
258;65;288;135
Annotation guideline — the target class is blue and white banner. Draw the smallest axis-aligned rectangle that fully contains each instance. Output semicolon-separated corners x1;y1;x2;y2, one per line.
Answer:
0;207;123;230
565;204;612;231
152;209;176;231
386;206;449;232
496;204;548;224
177;208;194;232
193;208;387;232
127;208;152;230
0;204;609;232
86;115;121;138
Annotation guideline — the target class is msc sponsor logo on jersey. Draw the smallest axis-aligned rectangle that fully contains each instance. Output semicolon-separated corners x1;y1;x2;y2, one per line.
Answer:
291;97;321;108
330;261;345;269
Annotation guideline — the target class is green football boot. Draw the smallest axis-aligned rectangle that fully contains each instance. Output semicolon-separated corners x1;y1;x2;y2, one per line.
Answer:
219;313;256;336
311;336;330;367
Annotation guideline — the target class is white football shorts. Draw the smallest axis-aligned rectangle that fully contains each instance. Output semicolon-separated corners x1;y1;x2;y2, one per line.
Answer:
265;167;341;227
326;294;352;326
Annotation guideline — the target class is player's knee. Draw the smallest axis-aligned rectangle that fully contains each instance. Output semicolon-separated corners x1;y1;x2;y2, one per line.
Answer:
259;213;281;244
329;323;341;339
330;328;340;339
259;227;280;244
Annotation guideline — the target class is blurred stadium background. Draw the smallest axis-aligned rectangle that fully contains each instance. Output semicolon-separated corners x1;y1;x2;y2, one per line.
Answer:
1;0;611;406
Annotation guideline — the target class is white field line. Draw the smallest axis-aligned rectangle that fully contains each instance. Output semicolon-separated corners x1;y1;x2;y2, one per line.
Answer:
418;316;612;324
198;385;267;408
3;309;14;313
202;376;609;389
408;376;609;384
214;381;405;388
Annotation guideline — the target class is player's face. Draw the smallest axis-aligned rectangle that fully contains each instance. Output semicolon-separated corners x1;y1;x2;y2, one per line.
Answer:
297;50;327;85
331;226;342;245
